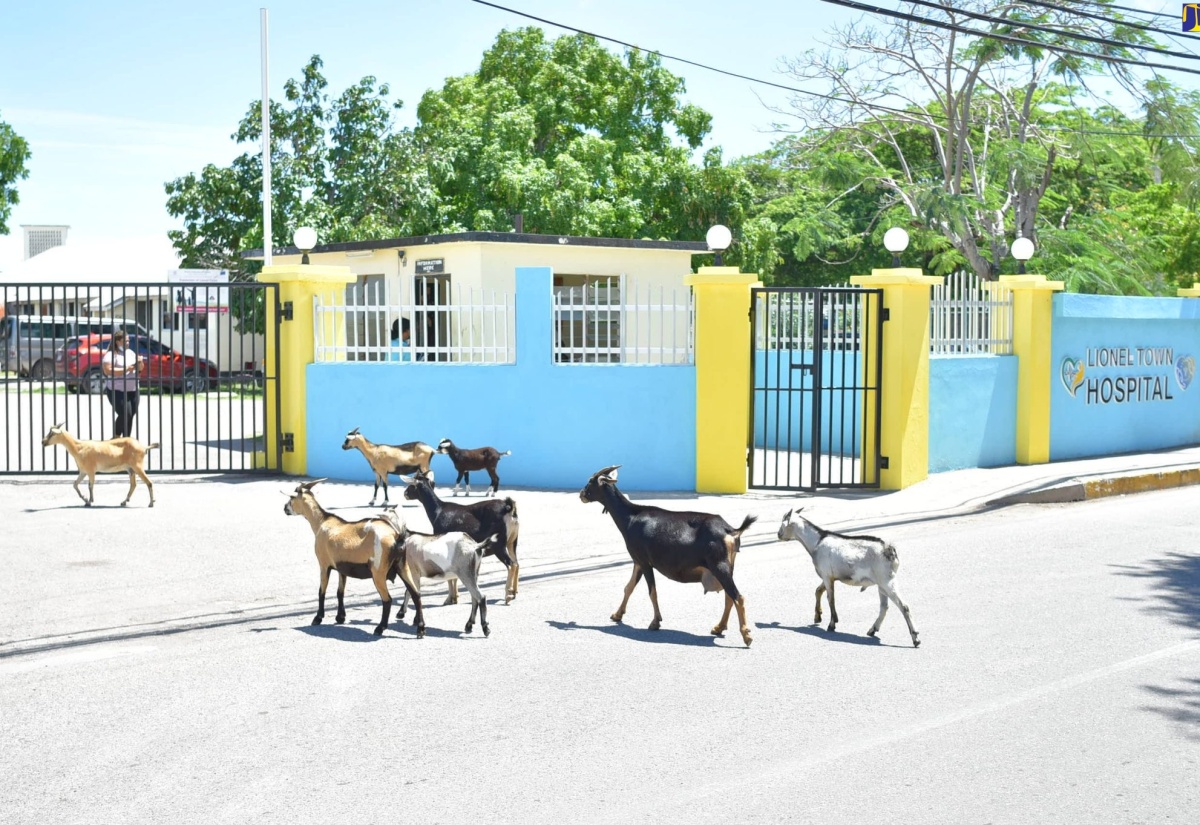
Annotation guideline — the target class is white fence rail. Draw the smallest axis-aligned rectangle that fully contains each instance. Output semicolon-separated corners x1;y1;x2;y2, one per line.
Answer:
552;278;694;364
313;280;515;364
931;271;1014;355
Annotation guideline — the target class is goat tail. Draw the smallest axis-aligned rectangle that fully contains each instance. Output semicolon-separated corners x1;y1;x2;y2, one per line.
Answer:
732;514;758;538
477;533;501;556
147;442;161;451
503;497;518;519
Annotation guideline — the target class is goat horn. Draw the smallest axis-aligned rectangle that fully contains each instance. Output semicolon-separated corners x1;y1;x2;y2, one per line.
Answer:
783;508;792;520
348;427;360;435
301;478;328;490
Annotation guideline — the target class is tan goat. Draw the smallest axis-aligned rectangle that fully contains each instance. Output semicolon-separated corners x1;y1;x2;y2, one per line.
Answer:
341;428;436;506
284;479;422;636
42;423;159;507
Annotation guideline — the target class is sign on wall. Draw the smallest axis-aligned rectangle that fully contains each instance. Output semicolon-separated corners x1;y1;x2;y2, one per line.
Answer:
1059;346;1194;404
415;258;444;274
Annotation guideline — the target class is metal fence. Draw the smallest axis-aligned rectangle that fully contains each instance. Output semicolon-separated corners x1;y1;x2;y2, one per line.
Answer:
930;271;1014;355
552;277;693;364
313;279;515;364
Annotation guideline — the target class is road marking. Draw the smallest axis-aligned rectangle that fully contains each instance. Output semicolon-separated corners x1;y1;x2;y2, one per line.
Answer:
646;638;1200;816
0;644;156;676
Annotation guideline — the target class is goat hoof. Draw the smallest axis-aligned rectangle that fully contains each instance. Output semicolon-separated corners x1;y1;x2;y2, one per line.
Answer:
465;622;474;633
84;501;92;507
648;621;661;631
335;614;346;624
311;616;323;626
826;623;836;632
742;634;753;647
149;502;154;508
610;614;623;624
121;501;129;507
867;628;878;637
417;626;426;639
373;625;386;636
710;625;725;636
482;623;490;637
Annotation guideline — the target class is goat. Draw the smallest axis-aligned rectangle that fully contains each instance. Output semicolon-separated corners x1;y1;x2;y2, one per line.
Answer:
41;423;159;507
436;438;510;496
777;508;920;647
579;465;757;647
283;478;422;636
402;470;520;604
341;427;435;506
394;528;497;637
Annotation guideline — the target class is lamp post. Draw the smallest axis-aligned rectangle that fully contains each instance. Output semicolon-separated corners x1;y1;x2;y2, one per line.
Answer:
706;224;732;266
1011;237;1035;275
883;227;909;268
293;227;317;265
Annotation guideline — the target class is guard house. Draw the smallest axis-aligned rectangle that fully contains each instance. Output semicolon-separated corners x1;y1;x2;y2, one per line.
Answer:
254;231;708;364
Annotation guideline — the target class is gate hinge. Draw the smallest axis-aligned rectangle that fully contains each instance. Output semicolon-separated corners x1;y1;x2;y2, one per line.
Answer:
881;307;890;322
879;456;890;469
281;301;294;321
281;433;295;453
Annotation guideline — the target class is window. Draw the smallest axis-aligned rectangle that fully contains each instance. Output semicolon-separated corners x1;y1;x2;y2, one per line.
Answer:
553;274;622;363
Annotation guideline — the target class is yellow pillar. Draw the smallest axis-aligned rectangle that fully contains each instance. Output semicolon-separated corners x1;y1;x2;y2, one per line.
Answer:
684;267;761;494
257;264;356;475
1001;274;1064;465
1177;283;1200;297
850;267;942;490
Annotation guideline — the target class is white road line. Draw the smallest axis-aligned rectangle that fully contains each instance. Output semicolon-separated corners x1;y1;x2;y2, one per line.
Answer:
0;644;156;676
647;638;1200;816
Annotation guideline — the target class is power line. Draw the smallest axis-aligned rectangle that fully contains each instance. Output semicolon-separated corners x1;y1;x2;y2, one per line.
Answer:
817;0;1200;76
468;0;1200;140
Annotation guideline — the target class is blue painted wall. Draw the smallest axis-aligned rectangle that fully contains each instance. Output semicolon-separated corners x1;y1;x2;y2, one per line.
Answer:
306;267;696;491
928;355;1017;472
752;350;865;453
1050;294;1200;460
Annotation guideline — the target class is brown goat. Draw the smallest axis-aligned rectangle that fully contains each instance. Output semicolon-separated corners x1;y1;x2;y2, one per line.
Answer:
42;423;158;507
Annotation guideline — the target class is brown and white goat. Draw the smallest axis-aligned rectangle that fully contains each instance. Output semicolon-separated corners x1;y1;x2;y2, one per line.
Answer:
42;423;159;507
402;471;520;604
579;465;757;647
341;428;435;506
436;438;510;496
777;508;920;647
284;478;422;636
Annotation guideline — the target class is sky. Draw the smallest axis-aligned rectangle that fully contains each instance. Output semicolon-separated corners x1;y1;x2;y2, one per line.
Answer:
0;0;1183;271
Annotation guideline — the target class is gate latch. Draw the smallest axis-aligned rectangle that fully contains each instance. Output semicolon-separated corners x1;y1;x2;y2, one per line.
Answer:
281;433;295;453
280;301;294;321
879;456;889;469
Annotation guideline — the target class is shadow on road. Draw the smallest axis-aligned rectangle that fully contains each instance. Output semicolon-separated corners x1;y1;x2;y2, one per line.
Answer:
1140;676;1200;742
546;619;733;648
756;620;906;648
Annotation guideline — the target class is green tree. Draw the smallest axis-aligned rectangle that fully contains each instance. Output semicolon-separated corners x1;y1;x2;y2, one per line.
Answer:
0;112;31;236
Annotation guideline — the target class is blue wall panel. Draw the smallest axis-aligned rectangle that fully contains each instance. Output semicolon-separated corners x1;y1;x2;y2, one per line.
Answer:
305;267;696;491
1050;294;1200;460
929;355;1017;472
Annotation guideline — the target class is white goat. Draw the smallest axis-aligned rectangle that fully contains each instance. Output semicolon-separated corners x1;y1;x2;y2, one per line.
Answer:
777;508;920;647
42;423;159;507
395;528;497;637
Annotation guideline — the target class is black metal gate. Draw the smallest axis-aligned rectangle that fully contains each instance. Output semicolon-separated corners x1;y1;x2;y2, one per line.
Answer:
1;281;282;474
749;286;883;491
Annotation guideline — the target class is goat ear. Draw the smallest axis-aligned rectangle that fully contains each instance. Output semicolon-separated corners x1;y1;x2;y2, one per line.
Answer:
349;427;360;435
596;464;621;481
783;508;792;521
397;474;412;485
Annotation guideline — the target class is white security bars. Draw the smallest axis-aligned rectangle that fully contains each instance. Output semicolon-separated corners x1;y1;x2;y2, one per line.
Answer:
551;276;694;364
930;271;1014;355
313;278;515;364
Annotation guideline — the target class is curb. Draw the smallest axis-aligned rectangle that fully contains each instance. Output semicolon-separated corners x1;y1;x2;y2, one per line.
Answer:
991;466;1200;507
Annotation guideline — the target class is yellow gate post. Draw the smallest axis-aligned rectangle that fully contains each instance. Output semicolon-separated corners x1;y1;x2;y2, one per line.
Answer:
257;264;356;476
684;266;761;494
850;267;942;490
1000;273;1064;464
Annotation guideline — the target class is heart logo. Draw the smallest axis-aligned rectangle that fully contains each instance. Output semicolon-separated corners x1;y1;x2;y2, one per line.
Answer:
1060;357;1085;397
1175;355;1195;392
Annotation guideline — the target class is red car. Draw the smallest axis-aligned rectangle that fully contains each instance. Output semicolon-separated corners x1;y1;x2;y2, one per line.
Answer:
57;334;220;394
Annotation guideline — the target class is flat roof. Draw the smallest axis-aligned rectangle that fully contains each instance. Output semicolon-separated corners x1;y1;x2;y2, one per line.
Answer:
243;230;709;260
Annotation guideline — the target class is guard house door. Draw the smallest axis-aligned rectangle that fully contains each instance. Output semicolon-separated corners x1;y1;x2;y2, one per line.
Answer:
414;271;452;362
749;286;884;491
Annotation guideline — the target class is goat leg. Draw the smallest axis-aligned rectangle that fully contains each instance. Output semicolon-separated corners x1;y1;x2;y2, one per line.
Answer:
879;582;920;647
868;588;889;638
463;575;489;636
611;565;643;623
313;567;332;625
121;469;136;507
134;466;155;507
400;564;425;638
444;579;459;605
73;471;90;505
814;583;826;624
708;563;751;646
825;579;838;632
712;595;734;637
373;574;392;637
643;567;662;631
335;573;348;624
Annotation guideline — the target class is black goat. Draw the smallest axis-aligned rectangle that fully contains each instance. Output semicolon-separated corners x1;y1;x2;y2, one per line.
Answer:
580;465;757;647
402;471;520;603
437;438;511;496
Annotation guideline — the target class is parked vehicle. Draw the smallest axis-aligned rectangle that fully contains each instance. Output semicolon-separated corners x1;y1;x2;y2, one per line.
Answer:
57;333;220;394
1;315;149;379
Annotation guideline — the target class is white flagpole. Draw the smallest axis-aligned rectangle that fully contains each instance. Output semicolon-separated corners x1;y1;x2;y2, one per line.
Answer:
260;8;272;266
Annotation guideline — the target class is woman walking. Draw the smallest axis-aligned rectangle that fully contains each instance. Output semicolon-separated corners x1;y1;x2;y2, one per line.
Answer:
102;330;141;437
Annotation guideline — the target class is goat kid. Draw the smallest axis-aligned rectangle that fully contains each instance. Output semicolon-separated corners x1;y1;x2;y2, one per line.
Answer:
396;529;497;637
284;478;421;636
42;423;158;507
402;471;520;604
580;465;757;647
777;508;920;647
341;427;435;506
436;438;510;496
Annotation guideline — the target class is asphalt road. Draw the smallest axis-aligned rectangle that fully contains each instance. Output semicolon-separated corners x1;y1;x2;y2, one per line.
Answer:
1;478;1197;824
